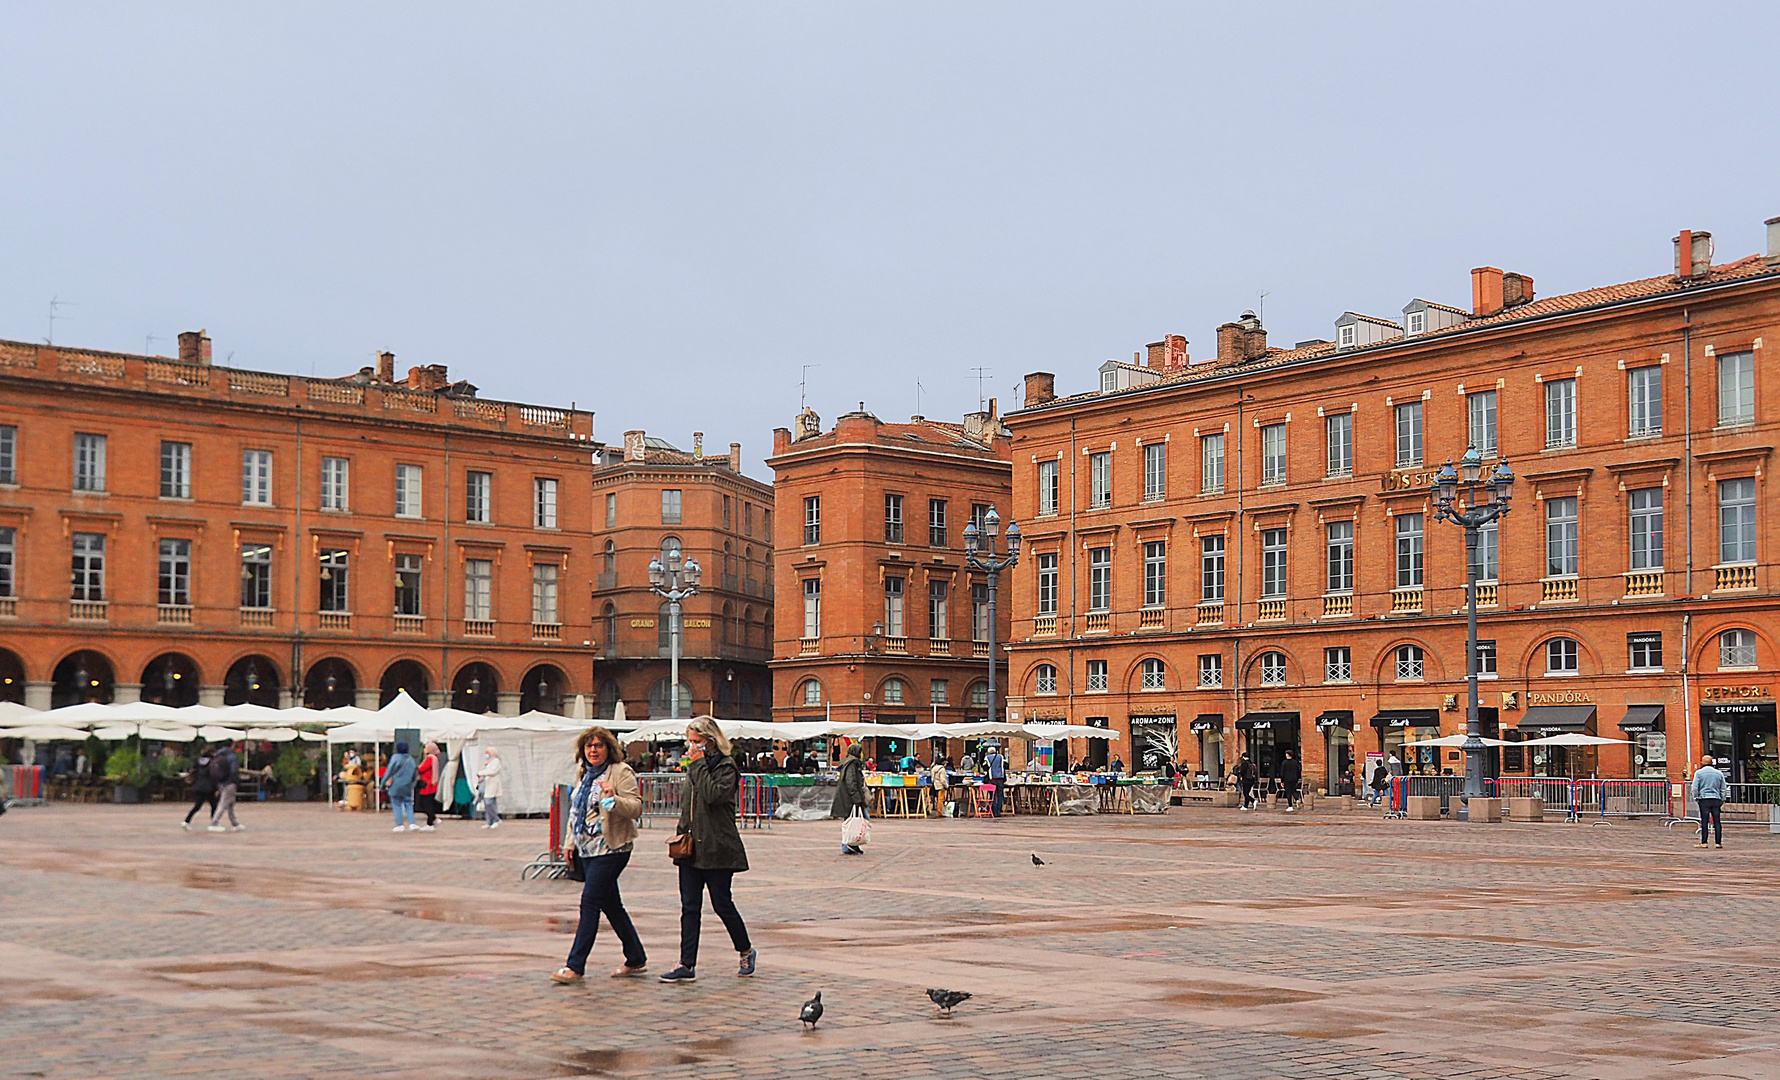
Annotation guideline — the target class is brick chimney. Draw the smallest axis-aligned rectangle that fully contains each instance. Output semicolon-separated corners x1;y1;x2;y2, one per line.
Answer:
1502;273;1535;309
1674;230;1713;281
773;427;792;454
728;442;742;472
1471;267;1505;317
177;330;212;366
1023;371;1056;406
624;430;646;462
1215;313;1266;363
1767;216;1780;266
405;364;450;392
1145;334;1188;371
692;432;704;460
377;351;395;383
794;407;822;442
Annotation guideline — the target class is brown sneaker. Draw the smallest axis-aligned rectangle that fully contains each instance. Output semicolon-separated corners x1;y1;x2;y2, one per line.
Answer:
1694;843;1710;848
610;964;648;977
550;968;584;984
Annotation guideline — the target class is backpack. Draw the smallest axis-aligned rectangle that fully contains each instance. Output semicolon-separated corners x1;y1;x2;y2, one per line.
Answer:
209;753;233;782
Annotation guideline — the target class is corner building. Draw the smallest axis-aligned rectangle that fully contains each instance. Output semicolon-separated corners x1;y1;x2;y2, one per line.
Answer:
0;335;598;715
768;405;1012;764
589;431;774;721
1005;218;1780;791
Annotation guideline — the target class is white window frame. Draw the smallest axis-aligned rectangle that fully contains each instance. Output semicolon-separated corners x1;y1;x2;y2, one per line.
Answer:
1718;350;1755;426
1089;451;1112;509
71;531;105;600
1627;632;1663;672
0;424;15;486
1718;478;1757;564
395;464;423;519
1037;460;1059;516
1035;664;1057;695
1628;365;1662;437
1086;660;1109;692
1545;637;1579;675
1141;658;1166;690
1395;402;1423;467
1260;528;1287;598
466;471;493;524
1395;645;1425;681
1396;513;1424;588
1545;378;1577;449
1720;628;1757;668
1197;653;1223;688
883;576;904;637
1260;652;1286;687
1326;520;1354;593
241;450;273;506
1036;552;1058;615
802;578;821;637
1201;535;1225;601
1546;496;1579;577
1629;487;1663;570
1470;521;1500;583
160;441;192;500
1143;442;1166;501
803;496;820;545
1467;390;1497;457
0;526;16;598
464;558;493;621
1261;423;1286;485
74;432;106;492
1142;540;1166;608
1326;413;1352;477
532;562;559;624
1201;433;1225;493
1325;646;1352;683
157;537;191;606
534;477;558;529
1088;546;1111;611
240;543;272;609
660;488;682;526
394;552;423;616
320;456;349;511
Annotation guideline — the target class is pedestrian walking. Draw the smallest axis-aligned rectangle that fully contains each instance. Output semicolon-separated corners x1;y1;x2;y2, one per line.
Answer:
1368;760;1390;807
181;744;219;830
986;743;1007;816
928;757;950;817
207;742;243;832
1279;749;1302;812
1236;753;1258;810
1691;755;1728;849
660;716;754;983
552;726;648;983
381;741;419;832
830;742;868;854
414;741;442;830
476;747;503;827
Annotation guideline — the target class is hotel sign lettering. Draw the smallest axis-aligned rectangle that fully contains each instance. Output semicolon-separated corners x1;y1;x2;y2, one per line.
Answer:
1702;685;1772;702
1380;469;1439;492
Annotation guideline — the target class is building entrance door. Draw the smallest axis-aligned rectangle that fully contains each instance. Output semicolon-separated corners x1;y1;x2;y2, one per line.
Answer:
1704;701;1778;785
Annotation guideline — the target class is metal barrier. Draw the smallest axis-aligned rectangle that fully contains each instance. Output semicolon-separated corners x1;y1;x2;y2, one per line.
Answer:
1488;777;1578;821
521;783;572;880
635;772;777;829
1667;784;1780;830
636;772;683;827
1383;776;1408;819
739;774;777;829
6;765;44;807
1387;775;1465;816
1572;779;1670;824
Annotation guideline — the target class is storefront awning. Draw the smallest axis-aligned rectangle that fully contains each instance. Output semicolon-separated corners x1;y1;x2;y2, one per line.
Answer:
1520;705;1596;733
1315;710;1354;731
1370;709;1440;729
1236;712;1299;730
1618;705;1664;733
1189;714;1222;733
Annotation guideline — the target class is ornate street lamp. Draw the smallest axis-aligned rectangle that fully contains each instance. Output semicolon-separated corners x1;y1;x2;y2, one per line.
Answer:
1432;447;1515;819
648;545;701;721
962;507;1021;730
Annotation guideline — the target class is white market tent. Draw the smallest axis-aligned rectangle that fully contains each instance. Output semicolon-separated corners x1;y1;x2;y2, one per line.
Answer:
1403;734;1512;748
623;716;1121;744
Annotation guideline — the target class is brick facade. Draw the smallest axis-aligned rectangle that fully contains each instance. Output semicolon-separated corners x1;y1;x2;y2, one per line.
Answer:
589;431;774;721
0;335;599;715
768;405;1012;764
1006;223;1780;790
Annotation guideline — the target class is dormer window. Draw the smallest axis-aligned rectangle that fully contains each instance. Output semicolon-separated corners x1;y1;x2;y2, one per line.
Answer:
1338;324;1356;348
1101;369;1118;393
1407;311;1426;334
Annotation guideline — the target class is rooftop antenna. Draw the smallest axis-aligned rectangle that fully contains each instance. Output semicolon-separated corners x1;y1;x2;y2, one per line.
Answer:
969;366;991;411
800;363;821;410
145;333;165;356
47;297;75;344
1258;290;1270;326
916;378;924;416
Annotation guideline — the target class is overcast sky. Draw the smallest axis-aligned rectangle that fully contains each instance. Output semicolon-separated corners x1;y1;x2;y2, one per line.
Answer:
4;4;1777;478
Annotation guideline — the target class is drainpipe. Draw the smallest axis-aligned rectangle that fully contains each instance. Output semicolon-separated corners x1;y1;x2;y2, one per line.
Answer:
1682;613;1694;780
441;432;452;708
1067;416;1078;762
1681;309;1695;769
292;416;304;711
1233;388;1247;750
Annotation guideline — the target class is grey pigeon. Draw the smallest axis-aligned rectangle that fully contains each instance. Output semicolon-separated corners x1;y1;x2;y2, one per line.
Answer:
800;991;823;1029
927;988;972;1017
1030;853;1045;865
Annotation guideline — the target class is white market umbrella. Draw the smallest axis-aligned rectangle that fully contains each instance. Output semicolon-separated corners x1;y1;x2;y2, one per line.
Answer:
136;724;203;742
572;693;589;721
197;725;248;742
5;725;90;741
0;702;41;725
612;699;627;726
93;724;143;740
43;701;183;725
1517;733;1629;746
1403;733;1512;747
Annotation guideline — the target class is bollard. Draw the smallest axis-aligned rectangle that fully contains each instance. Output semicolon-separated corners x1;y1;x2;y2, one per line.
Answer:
1405;795;1442;820
1507;797;1544;822
1466;797;1501;823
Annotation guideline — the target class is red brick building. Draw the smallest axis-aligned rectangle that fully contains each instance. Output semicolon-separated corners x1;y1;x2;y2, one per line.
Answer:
1005;219;1780;790
0;334;598;715
768;405;1012;763
589;430;774;721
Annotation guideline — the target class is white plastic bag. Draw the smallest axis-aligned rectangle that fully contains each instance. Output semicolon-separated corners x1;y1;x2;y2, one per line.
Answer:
841;808;871;847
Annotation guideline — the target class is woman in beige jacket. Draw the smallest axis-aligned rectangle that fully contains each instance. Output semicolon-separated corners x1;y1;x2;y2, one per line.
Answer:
551;727;648;982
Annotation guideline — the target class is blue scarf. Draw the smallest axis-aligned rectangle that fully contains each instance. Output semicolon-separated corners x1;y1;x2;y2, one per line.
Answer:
570;762;609;840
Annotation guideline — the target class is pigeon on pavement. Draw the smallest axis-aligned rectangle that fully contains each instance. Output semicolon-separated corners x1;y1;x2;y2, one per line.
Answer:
1030;853;1045;865
800;991;823;1029
927;988;972;1017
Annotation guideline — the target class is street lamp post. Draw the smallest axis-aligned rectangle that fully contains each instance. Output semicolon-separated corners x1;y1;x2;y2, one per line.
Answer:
963;508;1021;733
1432;446;1515;820
648;546;702;721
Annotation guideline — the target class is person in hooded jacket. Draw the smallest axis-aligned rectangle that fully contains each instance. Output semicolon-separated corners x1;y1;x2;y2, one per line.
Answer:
380;741;418;832
182;744;219;831
208;743;243;832
659;716;754;983
830;743;868;854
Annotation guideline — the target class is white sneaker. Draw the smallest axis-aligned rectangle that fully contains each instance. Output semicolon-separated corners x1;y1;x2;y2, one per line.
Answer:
1286;806;1296;813
406;824;421;832
418;825;436;832
231;825;245;832
489;821;499;829
393;825;408;832
181;822;191;831
207;825;225;832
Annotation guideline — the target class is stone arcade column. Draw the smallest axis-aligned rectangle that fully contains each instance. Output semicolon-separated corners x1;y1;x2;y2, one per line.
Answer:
24;682;53;711
113;683;142;704
354;688;379;710
496;691;522;716
198;685;226;707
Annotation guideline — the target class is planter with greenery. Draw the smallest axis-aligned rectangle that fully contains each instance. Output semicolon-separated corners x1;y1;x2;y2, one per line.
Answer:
105;743;155;803
274;744;318;801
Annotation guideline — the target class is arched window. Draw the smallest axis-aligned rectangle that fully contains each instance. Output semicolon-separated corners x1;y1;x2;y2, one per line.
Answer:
602;602;617;655
801;679;822;706
658;602;673;653
603;539;616;574
969;680;989;708
1034;664;1057;694
1544;638;1578;674
648;678;693;716
1395;645;1425;681
1260;652;1286;686
1141;658;1166;690
882;678;905;704
742;605;754;648
1721;628;1757;668
722;601;734;643
723;541;733;577
596;681;620;720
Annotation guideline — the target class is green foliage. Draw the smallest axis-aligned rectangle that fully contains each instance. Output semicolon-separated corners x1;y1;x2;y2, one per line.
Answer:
1759;762;1780;804
155;751;190;779
103;745;154;787
272;744;317;788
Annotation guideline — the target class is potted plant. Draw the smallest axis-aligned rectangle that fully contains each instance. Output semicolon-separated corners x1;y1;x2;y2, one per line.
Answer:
1761;762;1780;833
153;750;191;803
274;744;316;801
105;744;154;803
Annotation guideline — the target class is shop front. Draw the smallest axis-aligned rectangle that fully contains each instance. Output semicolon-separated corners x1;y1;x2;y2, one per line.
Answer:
1517;705;1595;778
1129;714;1178;772
1190;714;1224;781
1618;705;1667;780
1236;712;1300;794
1316;711;1354;795
1371;709;1440;774
1701;694;1776;785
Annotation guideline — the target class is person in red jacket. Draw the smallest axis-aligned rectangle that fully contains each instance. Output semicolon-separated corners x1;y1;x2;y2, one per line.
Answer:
414;741;443;831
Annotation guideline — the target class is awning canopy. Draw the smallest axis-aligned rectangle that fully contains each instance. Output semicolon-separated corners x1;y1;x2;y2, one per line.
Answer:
1371;709;1440;729
1189;714;1223;733
1315;710;1354;731
1235;712;1299;730
1520;705;1596;733
1618;705;1665;733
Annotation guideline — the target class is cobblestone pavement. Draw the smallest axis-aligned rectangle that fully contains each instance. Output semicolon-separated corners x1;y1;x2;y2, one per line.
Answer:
2;801;1777;1079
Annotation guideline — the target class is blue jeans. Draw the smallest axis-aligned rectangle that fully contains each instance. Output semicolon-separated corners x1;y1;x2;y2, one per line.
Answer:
391;796;414;827
565;850;645;973
483;796;499;825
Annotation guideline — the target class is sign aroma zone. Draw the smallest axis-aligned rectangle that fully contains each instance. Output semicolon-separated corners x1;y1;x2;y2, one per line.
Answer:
1702;685;1773;702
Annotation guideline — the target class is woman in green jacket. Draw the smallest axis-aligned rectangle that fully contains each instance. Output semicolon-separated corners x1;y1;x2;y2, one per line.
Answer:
660;717;754;983
830;742;868;854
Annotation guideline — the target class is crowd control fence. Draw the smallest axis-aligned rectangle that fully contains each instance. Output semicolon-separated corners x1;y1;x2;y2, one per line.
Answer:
1666;783;1780;832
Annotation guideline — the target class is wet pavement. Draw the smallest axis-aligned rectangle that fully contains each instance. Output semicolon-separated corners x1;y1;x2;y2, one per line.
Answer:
1;800;1776;1079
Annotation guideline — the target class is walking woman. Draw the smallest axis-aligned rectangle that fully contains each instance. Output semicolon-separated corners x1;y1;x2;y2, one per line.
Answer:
660;717;755;983
830;742;868;853
181;743;219;831
475;747;503;827
381;740;418;832
551;726;648;982
414;741;442;831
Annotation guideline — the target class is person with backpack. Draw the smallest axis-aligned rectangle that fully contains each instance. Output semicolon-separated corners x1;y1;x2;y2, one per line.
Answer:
1368;760;1390;806
207;743;243;832
380;740;419;832
181;744;219;831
